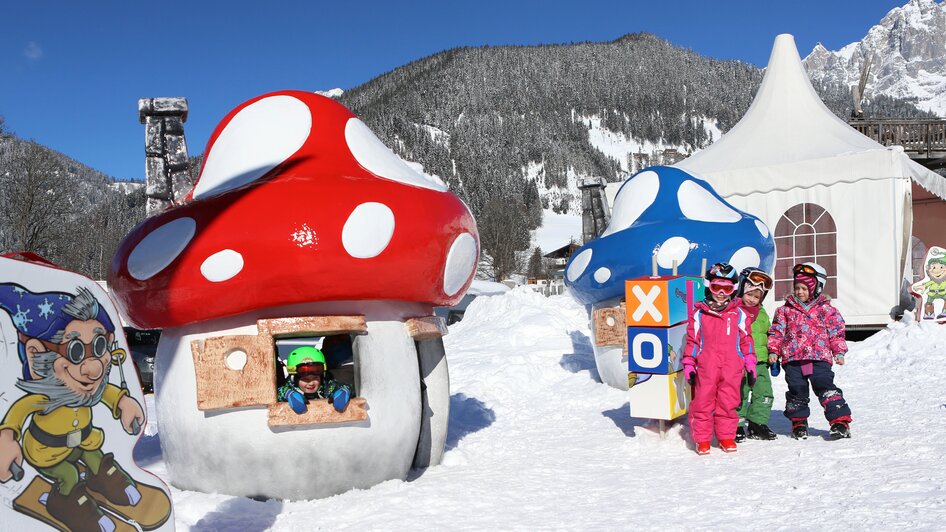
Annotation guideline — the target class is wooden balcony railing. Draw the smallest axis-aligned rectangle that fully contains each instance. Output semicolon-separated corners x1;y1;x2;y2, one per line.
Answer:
849;119;946;160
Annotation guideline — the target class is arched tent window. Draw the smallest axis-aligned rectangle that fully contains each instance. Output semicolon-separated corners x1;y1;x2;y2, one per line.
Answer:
774;203;838;300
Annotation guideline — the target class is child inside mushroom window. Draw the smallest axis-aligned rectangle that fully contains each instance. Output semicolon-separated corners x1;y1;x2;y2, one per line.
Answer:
277;346;351;414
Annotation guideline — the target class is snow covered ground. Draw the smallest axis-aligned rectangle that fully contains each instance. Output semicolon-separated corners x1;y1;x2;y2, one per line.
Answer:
138;289;946;530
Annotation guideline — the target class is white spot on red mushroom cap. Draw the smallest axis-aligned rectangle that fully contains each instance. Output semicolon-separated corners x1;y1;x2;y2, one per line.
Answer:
443;233;477;296
345;118;448;192
342;203;396;259
193;95;312;200
200;250;244;282
566;248;593;283
127;217;197;281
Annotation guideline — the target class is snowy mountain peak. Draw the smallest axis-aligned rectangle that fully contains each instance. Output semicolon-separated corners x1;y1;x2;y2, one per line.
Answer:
804;0;946;116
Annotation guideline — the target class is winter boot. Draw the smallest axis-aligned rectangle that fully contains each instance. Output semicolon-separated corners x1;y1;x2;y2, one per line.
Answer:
735;426;747;443
696;442;711;455
791;419;808;440
85;452;141;506
747;421;778;440
45;481;116;532
829;421;851;440
719;439;738;453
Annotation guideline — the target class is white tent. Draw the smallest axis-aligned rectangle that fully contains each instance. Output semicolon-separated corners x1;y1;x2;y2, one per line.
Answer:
674;33;946;327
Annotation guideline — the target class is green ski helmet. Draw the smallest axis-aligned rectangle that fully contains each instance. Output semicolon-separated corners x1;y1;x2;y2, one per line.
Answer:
286;346;326;375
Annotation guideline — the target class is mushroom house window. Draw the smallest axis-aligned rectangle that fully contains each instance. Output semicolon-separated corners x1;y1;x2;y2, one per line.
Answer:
275;334;357;395
773;203;838;300
190;315;370;427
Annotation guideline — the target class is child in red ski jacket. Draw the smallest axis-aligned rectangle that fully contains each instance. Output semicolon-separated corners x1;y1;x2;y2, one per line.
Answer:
682;263;756;455
768;262;852;440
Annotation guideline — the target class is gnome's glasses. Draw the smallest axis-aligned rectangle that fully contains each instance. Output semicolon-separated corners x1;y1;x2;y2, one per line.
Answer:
28;334;110;364
744;271;773;291
708;280;736;295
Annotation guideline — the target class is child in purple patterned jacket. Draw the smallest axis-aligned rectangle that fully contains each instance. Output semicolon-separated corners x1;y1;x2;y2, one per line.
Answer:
767;262;852;440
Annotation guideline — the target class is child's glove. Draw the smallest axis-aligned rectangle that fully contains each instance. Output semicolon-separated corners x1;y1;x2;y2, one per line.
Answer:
287;390;307;414
770;361;781;377
744;357;757;387
330;387;351;412
834;353;846;366
683;365;697;386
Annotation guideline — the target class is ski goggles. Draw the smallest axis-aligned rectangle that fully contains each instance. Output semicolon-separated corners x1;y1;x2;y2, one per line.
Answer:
744;270;773;291
792;263;825;279
25;332;111;364
295;362;325;376
708;279;736;295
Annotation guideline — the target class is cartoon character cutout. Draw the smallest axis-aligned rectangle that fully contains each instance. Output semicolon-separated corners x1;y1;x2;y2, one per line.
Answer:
911;246;946;321
0;282;171;531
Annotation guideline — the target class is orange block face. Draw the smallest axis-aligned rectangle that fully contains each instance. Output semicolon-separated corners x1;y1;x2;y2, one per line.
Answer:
625;278;670;327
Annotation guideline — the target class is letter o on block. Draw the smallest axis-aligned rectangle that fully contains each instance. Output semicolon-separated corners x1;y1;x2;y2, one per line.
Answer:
631;332;663;371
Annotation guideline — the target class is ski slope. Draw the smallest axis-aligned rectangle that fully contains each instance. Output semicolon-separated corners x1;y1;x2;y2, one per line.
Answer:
137;288;946;530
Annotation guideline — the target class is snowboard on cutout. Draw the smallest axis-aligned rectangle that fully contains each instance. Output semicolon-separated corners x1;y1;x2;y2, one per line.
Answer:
13;470;172;531
13;476;137;532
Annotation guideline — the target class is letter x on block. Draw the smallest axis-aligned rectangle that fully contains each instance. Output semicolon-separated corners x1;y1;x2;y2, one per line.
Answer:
630;285;663;323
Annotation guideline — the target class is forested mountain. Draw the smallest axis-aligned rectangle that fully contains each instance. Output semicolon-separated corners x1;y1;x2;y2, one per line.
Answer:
0;129;146;279
339;32;929;278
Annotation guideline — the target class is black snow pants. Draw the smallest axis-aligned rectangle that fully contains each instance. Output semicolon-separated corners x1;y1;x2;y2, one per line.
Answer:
783;360;852;423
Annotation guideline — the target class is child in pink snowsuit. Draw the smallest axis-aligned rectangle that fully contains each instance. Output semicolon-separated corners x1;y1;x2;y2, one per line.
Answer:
682;263;757;455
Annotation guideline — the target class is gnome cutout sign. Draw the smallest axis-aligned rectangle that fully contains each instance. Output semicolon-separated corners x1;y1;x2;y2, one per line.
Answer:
0;254;172;532
109;91;479;500
912;246;946;322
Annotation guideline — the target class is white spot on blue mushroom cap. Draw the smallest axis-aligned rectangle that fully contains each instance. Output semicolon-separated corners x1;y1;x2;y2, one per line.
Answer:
728;246;761;272
566;249;593;282
593;267;611;283
602;170;660;236
656;236;691;269
677;180;742;222
755;219;770;237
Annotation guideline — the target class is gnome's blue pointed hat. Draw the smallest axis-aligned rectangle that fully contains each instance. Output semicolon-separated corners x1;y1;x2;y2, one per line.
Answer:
0;283;115;380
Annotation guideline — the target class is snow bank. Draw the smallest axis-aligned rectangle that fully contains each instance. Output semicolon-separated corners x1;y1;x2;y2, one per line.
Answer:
142;292;946;529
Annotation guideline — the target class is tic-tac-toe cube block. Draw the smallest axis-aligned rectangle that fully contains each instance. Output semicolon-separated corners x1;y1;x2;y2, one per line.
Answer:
626;323;687;375
627;369;690;421
625;276;704;328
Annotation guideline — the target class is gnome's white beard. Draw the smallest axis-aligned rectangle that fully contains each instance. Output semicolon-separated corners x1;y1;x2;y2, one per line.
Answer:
16;350;111;414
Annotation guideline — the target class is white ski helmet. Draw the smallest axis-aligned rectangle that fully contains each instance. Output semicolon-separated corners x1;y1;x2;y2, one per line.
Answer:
793;262;828;297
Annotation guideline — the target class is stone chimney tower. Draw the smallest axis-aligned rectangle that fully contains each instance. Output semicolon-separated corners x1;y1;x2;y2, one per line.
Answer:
578;177;611;244
139;97;190;215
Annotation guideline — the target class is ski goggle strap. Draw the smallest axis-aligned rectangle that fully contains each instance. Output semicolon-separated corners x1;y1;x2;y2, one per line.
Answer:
709;279;736;295
708;263;734;278
745;271;773;291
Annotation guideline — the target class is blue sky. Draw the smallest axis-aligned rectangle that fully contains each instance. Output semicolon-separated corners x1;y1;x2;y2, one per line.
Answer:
1;0;913;181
